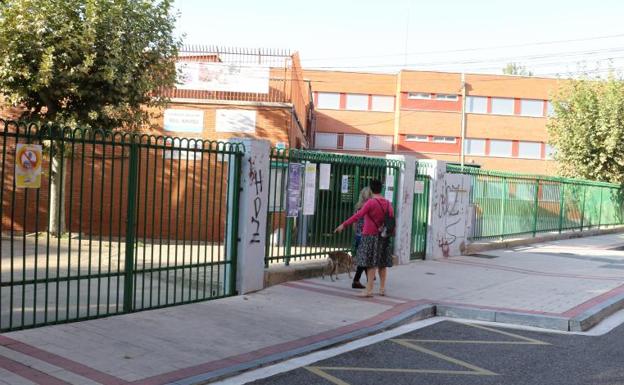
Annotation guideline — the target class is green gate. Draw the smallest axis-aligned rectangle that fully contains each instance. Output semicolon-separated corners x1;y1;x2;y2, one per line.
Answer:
265;149;402;266
1;120;243;332
411;174;430;259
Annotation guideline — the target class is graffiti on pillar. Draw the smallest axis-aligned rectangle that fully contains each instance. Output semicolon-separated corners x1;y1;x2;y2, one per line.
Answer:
248;157;263;244
433;179;465;257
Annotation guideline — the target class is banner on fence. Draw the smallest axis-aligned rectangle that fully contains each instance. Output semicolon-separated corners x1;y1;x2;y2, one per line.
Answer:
286;163;302;218
15;144;42;188
341;175;350;194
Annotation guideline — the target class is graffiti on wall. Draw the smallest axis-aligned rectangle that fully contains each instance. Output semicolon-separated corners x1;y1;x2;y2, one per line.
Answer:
433;178;466;257
248;157;263;244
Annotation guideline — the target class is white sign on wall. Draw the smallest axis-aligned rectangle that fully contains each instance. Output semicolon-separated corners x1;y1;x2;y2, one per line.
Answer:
163;109;204;133
215;109;256;133
176;61;270;94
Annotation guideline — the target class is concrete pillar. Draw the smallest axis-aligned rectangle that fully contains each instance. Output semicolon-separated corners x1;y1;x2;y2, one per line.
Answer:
419;160;472;259
227;138;271;294
386;154;417;265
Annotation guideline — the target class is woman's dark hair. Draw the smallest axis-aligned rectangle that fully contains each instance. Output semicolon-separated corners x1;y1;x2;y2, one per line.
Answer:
369;179;383;194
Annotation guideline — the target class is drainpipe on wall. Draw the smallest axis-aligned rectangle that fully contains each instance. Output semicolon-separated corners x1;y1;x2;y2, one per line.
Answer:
460;72;467;168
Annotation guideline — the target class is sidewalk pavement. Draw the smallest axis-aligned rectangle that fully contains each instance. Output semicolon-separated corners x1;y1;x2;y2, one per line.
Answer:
2;232;624;385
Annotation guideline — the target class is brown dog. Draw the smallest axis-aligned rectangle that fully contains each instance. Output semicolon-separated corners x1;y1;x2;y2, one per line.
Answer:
322;251;354;281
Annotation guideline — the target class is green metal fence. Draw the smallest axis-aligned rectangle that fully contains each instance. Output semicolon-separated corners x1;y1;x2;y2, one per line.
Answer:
411;174;430;259
265;148;402;266
447;165;624;240
0;120;243;332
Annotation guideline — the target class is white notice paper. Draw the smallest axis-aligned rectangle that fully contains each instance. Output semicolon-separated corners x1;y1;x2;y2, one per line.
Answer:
303;163;317;215
319;164;331;190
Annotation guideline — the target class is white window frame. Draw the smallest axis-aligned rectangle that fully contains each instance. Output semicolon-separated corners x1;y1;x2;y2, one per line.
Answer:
518;141;541;159
343;134;367;150
432;136;456;143
405;135;429;142
490;97;515;116
465;138;486;156
315;132;338;149
408;92;432;100
435;94;458;101
467;96;488;114
345;93;369;111
489;139;513;157
316;92;341;110
545;144;556;160
369;135;393;152
371;95;394;112
520;99;544;117
547;101;555;117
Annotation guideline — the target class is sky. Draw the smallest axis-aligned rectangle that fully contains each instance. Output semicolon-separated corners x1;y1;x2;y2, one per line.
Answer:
173;0;624;77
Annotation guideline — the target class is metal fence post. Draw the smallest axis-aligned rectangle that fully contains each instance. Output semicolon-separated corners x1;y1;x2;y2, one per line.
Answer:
532;179;539;237
499;177;507;240
558;183;566;233
580;185;587;231
123;136;139;313
228;151;242;295
598;187;604;229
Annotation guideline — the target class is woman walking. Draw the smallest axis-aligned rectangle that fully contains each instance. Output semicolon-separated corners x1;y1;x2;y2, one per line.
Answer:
335;179;394;297
351;187;372;289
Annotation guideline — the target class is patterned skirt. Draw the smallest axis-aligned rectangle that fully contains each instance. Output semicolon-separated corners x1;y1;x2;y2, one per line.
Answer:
356;235;392;268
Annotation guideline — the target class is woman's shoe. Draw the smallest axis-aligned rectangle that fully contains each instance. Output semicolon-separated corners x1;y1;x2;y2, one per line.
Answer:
361;292;373;298
352;282;365;289
379;289;385;296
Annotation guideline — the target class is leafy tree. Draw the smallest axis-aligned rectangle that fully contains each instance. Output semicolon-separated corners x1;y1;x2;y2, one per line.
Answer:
0;0;181;234
547;74;624;183
502;62;534;76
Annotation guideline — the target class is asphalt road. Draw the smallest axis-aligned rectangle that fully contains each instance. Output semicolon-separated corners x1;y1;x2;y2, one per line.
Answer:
245;320;624;385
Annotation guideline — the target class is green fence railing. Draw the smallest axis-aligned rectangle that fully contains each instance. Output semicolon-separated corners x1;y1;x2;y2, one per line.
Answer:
1;120;243;332
447;165;624;240
265;148;402;266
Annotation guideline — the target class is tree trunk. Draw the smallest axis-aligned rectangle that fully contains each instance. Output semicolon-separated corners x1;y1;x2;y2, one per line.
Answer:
49;151;67;237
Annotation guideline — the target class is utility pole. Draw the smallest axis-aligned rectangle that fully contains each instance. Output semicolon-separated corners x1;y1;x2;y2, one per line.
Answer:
460;72;467;168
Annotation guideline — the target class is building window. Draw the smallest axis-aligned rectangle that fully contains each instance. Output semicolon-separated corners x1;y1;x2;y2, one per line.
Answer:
547;101;555;117
518;141;541;159
345;93;368;111
369;135;393;152
315;132;338;149
405;135;429;142
545;144;556;160
466;96;487;113
371;95;394;112
520;99;544;117
343;134;367;150
489;140;512;157
408;92;432;100
317;92;340;109
490;97;514;115
432;136;456;143
465;138;486;155
435;94;458;101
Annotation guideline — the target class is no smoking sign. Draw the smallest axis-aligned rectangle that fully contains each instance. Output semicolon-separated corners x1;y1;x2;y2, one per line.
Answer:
15;144;43;188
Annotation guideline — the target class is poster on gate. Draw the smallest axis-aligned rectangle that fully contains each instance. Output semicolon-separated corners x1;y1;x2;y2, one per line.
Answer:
286;163;303;218
15;144;43;188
